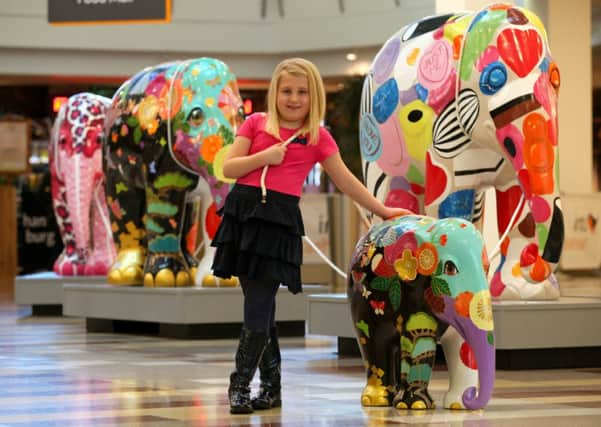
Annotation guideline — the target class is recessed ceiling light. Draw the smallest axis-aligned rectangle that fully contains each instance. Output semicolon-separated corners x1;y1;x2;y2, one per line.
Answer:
346;53;357;61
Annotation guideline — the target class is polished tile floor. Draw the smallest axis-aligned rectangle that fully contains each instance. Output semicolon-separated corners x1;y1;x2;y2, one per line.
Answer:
0;290;600;427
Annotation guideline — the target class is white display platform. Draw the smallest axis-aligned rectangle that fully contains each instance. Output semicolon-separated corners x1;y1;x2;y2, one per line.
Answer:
63;283;329;338
14;272;107;314
306;293;601;369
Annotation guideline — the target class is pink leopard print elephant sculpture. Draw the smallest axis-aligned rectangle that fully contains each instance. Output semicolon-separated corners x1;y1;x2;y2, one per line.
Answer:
49;93;116;275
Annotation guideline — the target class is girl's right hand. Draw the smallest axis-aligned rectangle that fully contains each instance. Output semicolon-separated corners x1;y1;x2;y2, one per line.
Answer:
262;143;287;165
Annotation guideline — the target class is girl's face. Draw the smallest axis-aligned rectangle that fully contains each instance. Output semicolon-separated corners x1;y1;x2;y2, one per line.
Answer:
276;71;310;128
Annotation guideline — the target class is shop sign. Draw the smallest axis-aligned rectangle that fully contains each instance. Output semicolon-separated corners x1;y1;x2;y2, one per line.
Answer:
48;0;171;25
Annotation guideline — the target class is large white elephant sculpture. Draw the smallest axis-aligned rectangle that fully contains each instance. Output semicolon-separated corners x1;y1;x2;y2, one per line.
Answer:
360;4;563;301
358;4;564;409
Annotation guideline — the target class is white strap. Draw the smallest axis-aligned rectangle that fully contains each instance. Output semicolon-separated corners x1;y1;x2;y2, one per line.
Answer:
259;130;303;203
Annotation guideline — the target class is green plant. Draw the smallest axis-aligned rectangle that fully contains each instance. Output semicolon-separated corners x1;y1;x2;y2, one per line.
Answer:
327;75;366;182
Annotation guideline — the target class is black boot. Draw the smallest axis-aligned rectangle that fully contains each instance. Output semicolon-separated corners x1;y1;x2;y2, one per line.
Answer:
229;327;268;414
252;326;282;410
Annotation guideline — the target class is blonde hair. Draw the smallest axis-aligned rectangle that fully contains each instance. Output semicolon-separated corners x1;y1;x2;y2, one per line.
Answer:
265;57;326;145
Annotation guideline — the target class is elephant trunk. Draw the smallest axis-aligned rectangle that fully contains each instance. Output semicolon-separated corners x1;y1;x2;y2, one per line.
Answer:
515;111;564;283
438;292;495;410
459;325;495;410
493;71;564;284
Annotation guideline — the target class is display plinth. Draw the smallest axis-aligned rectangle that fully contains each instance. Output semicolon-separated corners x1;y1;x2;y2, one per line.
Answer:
306;293;601;369
63;283;329;338
14;271;107;315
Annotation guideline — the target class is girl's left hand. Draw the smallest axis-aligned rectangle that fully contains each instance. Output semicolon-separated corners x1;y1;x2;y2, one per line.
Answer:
381;207;413;220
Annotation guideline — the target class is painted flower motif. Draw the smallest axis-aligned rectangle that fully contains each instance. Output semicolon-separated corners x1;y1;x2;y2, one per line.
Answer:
158;78;184;120
384;231;417;265
200;134;224;163
469;290;494;331
454;291;473;317
136;95;160;135
394;248;417;281
369;300;385;315
145;74;167;97
416;242;438;275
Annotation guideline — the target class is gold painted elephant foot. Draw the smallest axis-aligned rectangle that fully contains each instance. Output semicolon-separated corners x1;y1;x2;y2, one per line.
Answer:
107;249;145;286
142;254;194;287
201;274;239;287
393;387;435;410
360;374;392;406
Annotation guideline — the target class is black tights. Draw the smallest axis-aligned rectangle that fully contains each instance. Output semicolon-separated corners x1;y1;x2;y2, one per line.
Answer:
239;276;280;330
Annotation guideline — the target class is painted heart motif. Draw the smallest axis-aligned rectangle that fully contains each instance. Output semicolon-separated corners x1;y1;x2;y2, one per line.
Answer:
425;152;448;206
384;231;418;265
497;28;542;77
418;40;452;89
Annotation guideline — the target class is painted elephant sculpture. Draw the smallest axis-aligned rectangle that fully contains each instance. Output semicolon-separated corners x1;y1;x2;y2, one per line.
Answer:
349;215;494;410
359;3;564;301
49;93;116;275
104;58;243;287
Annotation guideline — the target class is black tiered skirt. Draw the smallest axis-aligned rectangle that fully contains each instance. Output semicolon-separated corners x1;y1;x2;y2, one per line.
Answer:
211;184;304;294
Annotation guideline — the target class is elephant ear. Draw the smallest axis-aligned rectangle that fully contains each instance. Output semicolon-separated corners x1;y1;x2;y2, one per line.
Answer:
432;89;479;159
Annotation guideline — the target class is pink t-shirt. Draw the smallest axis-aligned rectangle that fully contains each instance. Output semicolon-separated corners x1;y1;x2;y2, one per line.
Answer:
235;113;339;196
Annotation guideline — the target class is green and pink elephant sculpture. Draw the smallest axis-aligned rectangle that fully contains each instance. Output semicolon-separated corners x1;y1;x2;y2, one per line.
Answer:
349;215;494;410
104;58;243;287
50;93;116;275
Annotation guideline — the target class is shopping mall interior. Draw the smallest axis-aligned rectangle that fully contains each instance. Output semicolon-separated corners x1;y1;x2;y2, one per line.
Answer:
0;0;600;425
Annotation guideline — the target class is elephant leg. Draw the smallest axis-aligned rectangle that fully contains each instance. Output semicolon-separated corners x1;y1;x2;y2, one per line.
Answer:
350;294;397;406
394;277;438;410
52;177;82;275
439;326;478;410
84;178;116;276
143;167;198;287
191;176;238;287
180;197;200;279
54;152;89;275
105;146;147;286
491;188;559;300
360;324;398;407
393;314;437;410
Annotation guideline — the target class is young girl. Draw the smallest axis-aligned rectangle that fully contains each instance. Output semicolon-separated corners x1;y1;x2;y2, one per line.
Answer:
211;57;410;414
